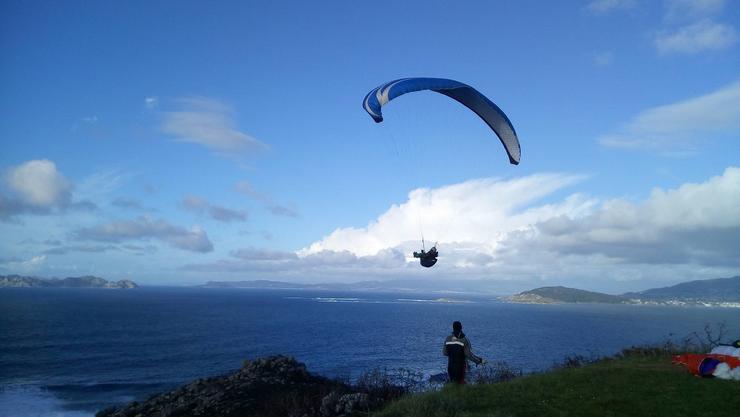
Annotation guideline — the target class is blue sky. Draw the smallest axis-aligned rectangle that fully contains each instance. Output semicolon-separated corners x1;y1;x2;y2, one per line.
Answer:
1;0;739;292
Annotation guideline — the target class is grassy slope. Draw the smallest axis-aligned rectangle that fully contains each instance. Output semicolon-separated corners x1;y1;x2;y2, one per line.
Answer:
373;354;740;417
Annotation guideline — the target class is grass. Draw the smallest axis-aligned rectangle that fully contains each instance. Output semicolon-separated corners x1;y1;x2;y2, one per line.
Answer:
370;351;740;417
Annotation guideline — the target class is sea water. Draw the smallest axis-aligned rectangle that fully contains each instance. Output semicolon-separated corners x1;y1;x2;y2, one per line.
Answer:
1;287;739;416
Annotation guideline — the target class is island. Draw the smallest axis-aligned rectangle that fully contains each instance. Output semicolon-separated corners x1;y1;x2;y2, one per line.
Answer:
505;286;625;304
0;274;138;289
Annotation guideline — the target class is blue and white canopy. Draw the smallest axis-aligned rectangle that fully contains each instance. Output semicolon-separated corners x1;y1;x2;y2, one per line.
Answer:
363;78;521;165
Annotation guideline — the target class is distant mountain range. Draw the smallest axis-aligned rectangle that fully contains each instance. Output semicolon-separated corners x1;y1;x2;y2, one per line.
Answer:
204;276;740;306
507;276;740;306
623;276;740;302
0;275;138;289
202;279;491;293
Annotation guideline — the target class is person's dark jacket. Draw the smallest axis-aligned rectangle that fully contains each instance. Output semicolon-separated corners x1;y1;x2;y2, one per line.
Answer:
443;332;482;382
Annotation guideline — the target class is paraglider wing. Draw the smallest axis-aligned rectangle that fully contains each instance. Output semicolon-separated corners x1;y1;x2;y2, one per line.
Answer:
362;78;521;165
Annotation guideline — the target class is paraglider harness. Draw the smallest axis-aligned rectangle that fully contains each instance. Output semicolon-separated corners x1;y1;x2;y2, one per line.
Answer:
413;245;438;268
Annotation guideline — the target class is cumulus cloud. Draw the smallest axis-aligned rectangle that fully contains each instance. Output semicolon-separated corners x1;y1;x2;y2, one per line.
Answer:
235;181;298;218
498;167;740;268
5;160;71;207
161;97;267;157
0;160;84;220
585;0;635;14
75;216;214;252
598;80;740;152
181;169;740;290
180;195;247;223
655;19;738;54
300;174;591;257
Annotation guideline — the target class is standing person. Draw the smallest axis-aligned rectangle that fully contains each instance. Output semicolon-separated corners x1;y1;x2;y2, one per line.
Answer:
443;321;485;384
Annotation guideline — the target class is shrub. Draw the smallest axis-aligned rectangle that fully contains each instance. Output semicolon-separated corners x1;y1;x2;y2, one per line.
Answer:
470;361;522;384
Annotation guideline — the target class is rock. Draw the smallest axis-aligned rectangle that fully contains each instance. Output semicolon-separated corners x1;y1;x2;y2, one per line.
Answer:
97;356;400;417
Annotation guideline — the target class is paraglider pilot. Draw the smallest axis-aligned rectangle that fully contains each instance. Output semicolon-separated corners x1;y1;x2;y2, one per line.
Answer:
443;321;485;384
413;246;438;268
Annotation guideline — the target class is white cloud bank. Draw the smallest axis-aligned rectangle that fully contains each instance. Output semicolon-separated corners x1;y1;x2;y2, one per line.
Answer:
501;167;740;267
599;80;740;152
300;174;593;257
184;168;740;290
160;97;267;157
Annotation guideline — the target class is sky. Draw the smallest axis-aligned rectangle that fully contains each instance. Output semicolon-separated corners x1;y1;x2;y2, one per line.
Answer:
1;0;739;293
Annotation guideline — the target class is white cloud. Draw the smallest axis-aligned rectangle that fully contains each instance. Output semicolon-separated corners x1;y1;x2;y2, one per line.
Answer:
5;160;71;207
300;173;592;257
585;0;635;14
181;168;740;291
161;97;267;157
499;167;740;268
76;216;214;252
655;19;738;54
599;80;740;152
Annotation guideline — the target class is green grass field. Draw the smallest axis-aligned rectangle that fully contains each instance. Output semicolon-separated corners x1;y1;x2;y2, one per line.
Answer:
372;353;740;417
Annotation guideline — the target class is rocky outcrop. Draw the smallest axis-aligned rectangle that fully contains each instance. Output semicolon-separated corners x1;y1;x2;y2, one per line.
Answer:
96;356;396;417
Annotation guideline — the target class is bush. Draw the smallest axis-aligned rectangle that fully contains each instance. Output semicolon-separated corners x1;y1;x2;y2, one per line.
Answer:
470;361;522;384
354;367;425;402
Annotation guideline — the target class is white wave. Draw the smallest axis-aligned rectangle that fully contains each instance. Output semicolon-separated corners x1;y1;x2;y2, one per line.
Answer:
0;385;93;417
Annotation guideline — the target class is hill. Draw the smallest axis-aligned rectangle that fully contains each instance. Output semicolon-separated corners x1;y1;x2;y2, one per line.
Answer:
0;275;137;289
506;286;626;304
624;276;740;302
374;352;740;417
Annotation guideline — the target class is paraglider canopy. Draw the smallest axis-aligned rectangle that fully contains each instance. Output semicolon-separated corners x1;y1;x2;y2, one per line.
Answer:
363;77;522;268
362;77;521;165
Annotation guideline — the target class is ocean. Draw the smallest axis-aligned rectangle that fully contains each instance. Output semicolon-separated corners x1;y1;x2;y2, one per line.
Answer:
1;287;739;417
